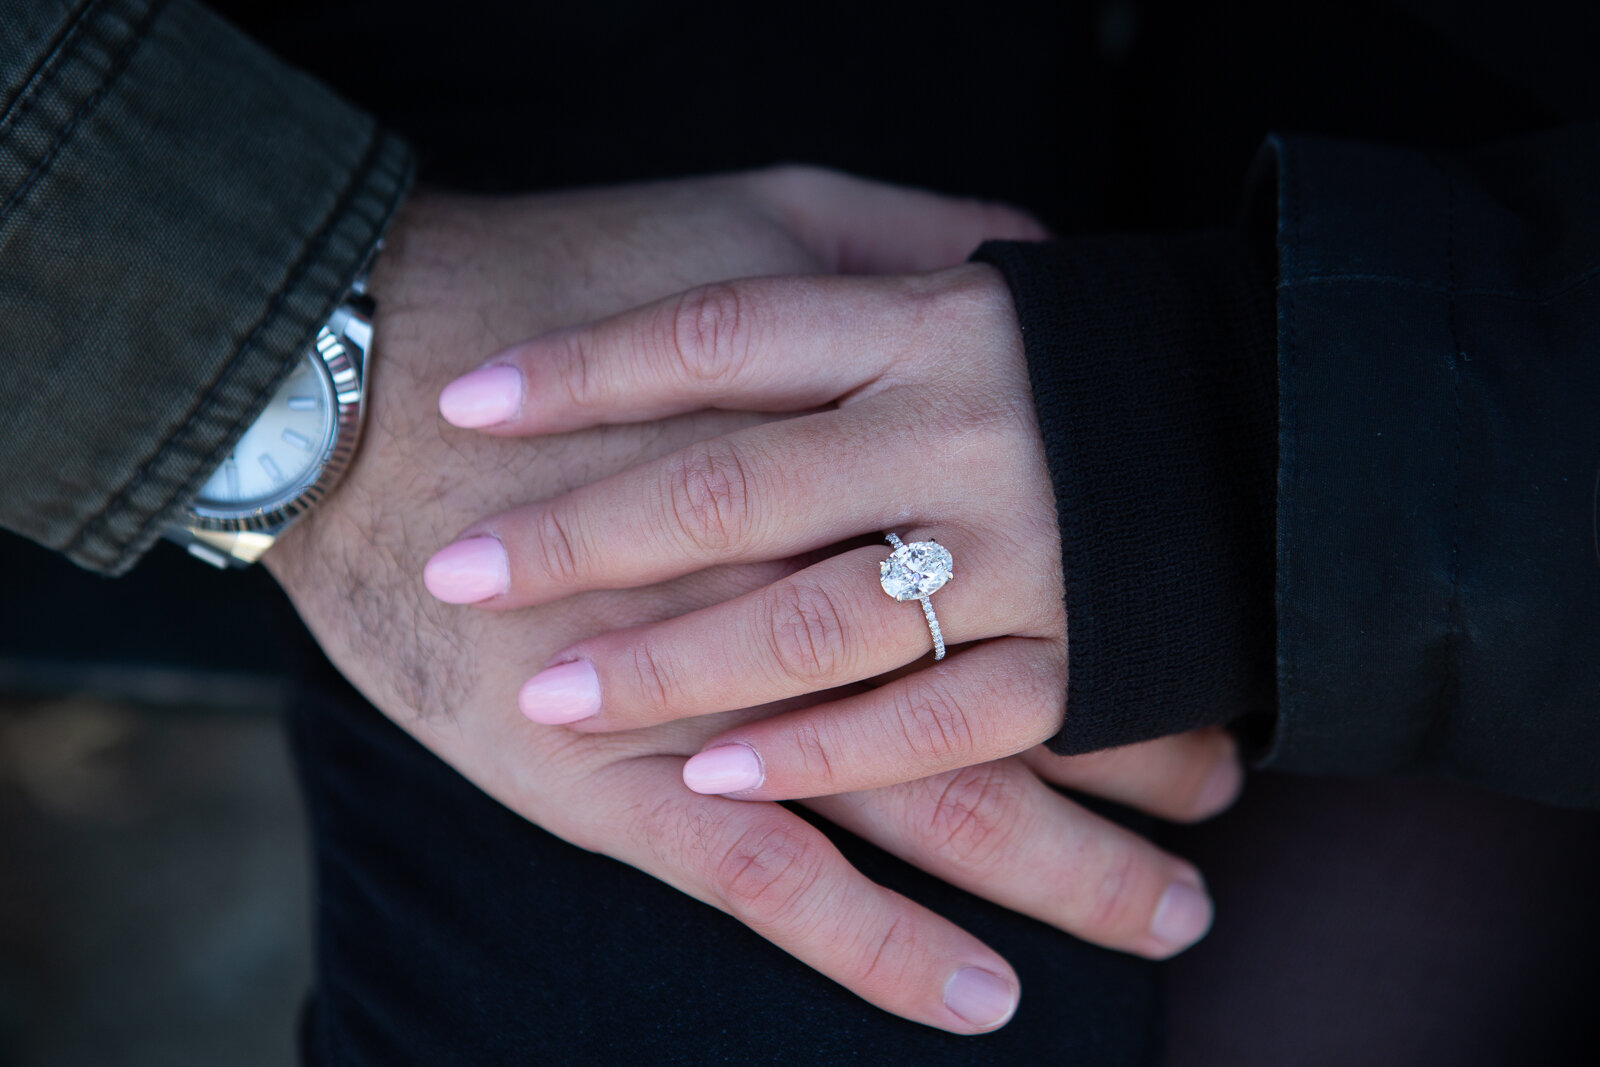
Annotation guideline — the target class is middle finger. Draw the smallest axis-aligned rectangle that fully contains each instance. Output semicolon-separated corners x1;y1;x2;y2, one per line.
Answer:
424;406;949;609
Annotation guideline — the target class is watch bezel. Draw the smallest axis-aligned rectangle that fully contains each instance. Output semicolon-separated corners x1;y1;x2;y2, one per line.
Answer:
181;301;371;535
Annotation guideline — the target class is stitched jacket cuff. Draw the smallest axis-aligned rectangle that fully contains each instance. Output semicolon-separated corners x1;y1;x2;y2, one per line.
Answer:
0;0;413;573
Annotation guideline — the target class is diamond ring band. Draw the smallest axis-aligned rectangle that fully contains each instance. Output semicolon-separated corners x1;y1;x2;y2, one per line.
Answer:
879;533;953;660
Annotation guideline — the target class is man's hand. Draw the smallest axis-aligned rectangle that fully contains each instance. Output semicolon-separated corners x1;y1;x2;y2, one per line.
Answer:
265;170;1239;1034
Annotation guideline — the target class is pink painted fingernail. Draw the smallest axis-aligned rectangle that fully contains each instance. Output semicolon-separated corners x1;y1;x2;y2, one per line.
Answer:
942;967;1018;1029
423;536;510;603
682;744;765;795
1149;880;1213;953
440;364;524;427
518;660;601;724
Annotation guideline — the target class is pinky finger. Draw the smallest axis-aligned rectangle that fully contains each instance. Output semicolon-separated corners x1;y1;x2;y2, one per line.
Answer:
1021;727;1243;824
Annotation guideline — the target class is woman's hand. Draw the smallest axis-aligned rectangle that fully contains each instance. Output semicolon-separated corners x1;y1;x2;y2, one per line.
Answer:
276;173;1233;1036
426;262;1069;802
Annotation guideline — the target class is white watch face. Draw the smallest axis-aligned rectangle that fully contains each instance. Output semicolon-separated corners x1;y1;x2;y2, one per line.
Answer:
194;353;338;511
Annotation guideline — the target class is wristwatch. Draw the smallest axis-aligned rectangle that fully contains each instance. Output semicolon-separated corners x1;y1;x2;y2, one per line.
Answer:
166;277;375;569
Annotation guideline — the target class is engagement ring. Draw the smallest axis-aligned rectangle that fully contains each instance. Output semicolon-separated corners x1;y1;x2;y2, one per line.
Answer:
880;533;953;660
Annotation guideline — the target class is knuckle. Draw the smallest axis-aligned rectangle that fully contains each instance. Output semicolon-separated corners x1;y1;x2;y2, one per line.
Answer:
993;645;1068;745
943;261;1018;319
1023;572;1069;638
762;161;830;187
626;640;677;714
931;381;1037;461
857;914;920;989
764;580;853;686
531;507;584;586
663;439;755;553
898;263;996;327
789;720;839;792
889;675;976;767
751;162;837;202
552;329;599;411
670;282;758;388
711;821;828;932
1080;847;1146;938
918;765;1024;875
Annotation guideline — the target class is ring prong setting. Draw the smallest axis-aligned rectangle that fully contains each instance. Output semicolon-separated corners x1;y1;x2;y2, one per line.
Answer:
880;539;954;602
881;534;952;660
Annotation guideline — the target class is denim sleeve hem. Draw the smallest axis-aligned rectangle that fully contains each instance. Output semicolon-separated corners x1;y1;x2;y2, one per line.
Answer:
0;0;415;575
68;128;413;575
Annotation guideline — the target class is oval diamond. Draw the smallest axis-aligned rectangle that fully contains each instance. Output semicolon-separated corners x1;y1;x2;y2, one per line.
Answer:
879;540;954;601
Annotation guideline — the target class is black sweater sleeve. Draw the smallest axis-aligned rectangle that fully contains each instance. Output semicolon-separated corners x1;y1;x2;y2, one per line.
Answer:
983;127;1600;809
974;233;1277;757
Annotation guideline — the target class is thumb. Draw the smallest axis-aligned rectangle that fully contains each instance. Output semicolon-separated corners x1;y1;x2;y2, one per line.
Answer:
747;164;1050;274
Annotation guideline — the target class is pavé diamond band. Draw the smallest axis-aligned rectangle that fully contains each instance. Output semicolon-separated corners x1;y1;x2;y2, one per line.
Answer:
879;533;953;660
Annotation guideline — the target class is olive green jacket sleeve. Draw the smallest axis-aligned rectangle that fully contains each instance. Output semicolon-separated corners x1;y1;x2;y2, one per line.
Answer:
0;0;412;574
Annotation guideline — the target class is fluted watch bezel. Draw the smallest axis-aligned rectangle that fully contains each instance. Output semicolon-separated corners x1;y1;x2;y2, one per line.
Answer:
169;293;373;567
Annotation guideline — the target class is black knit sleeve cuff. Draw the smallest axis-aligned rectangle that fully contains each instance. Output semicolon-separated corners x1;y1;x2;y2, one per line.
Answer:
973;232;1277;754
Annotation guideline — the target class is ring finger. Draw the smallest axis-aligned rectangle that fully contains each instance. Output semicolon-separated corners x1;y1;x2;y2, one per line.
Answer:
517;532;1044;731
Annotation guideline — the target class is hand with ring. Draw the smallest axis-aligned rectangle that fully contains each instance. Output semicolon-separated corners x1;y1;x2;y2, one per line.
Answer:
423;262;1081;803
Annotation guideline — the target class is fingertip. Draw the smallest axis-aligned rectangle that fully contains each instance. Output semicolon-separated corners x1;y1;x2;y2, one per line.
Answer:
519;660;602;725
1196;755;1241;825
984;202;1053;242
440;362;524;428
1186;737;1244;822
423;536;510;604
1146;876;1214;958
683;743;766;795
942;966;1020;1031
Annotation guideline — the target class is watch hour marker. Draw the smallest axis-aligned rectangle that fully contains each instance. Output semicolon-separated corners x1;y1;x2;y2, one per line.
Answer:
224;459;240;498
282;428;313;450
259;454;283;482
287;396;317;411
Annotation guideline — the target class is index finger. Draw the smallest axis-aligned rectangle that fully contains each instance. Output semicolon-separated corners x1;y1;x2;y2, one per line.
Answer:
436;274;915;434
